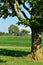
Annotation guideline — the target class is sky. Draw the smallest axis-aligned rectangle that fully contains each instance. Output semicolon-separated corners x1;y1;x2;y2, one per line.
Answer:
0;1;31;33
0;16;19;33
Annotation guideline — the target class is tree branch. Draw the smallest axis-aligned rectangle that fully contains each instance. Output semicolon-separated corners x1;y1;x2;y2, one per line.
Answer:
14;3;22;19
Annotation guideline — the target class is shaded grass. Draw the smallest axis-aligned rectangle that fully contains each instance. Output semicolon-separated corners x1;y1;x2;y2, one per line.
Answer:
0;48;30;57
0;47;43;65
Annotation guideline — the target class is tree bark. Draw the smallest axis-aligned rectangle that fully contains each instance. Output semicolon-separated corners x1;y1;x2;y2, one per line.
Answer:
31;29;42;60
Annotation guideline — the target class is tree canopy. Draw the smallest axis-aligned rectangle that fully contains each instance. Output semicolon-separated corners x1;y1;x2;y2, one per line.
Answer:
0;0;43;29
20;29;29;36
8;24;19;35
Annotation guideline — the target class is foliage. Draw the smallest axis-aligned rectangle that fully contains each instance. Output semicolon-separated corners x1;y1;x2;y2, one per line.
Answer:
8;24;19;36
0;32;5;35
0;32;9;36
0;0;43;29
8;24;30;36
20;29;29;36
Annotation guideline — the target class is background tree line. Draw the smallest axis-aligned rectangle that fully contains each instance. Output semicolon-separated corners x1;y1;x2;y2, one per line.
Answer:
8;24;30;36
0;24;30;36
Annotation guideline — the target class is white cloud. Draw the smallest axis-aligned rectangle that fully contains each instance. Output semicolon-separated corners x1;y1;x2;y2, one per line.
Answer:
19;26;32;35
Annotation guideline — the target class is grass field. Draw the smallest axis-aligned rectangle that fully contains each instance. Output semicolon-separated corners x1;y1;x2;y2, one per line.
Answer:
0;35;43;65
0;35;43;47
0;36;31;47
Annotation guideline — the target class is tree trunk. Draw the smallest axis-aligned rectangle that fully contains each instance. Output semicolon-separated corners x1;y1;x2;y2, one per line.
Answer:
31;29;42;60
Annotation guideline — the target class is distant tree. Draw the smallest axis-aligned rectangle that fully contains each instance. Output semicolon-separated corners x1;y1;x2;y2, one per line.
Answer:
8;24;19;36
0;32;5;35
20;29;29;36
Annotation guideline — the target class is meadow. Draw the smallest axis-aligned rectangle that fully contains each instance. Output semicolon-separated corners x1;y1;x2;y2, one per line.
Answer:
0;36;31;47
0;35;43;65
0;35;43;47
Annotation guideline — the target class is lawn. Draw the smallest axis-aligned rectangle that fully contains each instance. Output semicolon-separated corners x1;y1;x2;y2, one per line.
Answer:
0;35;43;65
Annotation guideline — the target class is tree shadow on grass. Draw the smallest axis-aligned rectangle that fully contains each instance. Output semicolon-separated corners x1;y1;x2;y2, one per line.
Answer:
0;48;31;57
0;59;6;63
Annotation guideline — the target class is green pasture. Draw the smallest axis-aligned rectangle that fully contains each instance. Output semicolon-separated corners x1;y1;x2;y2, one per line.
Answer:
0;35;43;65
0;36;43;47
0;36;31;47
0;35;43;47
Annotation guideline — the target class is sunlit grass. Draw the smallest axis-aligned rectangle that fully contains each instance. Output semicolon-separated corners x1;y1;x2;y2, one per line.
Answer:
0;35;43;47
0;36;31;47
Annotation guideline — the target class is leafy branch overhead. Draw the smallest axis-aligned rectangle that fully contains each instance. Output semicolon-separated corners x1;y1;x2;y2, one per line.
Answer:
0;0;43;29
